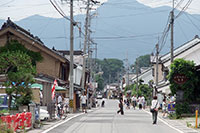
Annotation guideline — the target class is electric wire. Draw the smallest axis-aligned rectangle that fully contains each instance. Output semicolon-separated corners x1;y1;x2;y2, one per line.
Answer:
175;0;193;19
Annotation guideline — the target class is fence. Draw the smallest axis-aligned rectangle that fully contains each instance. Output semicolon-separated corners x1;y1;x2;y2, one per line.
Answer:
0;112;32;131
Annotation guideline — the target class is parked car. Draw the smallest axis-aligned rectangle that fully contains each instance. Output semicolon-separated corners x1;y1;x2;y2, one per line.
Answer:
0;94;8;110
0;94;21;110
40;108;49;120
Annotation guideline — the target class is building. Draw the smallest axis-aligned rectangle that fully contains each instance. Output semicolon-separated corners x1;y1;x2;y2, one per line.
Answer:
0;18;72;106
151;35;200;95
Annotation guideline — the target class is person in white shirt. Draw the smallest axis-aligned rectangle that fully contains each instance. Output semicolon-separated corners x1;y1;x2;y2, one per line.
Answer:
151;96;160;124
58;95;62;104
162;99;167;118
141;96;146;109
80;93;87;113
138;96;143;110
131;95;137;109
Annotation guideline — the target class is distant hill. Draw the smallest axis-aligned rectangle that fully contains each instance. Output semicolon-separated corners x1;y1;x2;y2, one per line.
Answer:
0;0;200;63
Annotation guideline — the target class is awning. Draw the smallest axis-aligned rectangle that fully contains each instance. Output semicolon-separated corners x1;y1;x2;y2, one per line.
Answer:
54;85;66;91
31;83;43;91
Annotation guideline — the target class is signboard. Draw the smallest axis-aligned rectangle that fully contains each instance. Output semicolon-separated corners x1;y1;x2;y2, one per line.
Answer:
173;74;188;84
168;103;175;112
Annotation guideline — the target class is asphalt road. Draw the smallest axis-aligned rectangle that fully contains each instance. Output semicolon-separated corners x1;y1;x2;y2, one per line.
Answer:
47;99;180;133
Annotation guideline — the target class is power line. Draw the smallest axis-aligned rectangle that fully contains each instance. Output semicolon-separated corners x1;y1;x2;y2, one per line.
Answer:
92;32;162;40
175;0;193;19
0;0;15;7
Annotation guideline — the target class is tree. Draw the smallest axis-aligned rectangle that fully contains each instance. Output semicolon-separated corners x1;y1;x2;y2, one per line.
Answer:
0;50;36;109
130;81;153;105
0;40;43;65
95;74;104;91
94;58;124;84
132;54;150;73
168;58;199;117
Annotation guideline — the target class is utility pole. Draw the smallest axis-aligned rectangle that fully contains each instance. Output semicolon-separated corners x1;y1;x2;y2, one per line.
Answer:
81;0;90;107
170;0;174;63
136;58;139;90
155;44;159;96
156;44;159;86
69;0;74;113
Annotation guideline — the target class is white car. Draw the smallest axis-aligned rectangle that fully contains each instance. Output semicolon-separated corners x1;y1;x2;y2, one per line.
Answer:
40;108;49;120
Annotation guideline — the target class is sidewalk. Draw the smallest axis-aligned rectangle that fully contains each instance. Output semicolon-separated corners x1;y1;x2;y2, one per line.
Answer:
27;108;96;133
144;108;200;133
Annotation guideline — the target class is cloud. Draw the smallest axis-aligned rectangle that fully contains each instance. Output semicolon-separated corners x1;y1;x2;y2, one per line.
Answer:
136;0;200;14
0;0;107;21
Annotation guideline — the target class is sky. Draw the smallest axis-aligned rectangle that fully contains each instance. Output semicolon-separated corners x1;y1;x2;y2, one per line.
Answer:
136;0;200;14
0;0;199;21
0;0;107;21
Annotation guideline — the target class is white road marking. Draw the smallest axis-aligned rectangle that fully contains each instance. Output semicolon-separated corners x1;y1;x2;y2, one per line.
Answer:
143;110;184;133
41;113;84;133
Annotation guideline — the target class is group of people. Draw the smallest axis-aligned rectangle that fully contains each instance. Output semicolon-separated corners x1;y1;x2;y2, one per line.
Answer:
117;95;146;115
55;94;69;119
123;95;146;110
117;95;170;125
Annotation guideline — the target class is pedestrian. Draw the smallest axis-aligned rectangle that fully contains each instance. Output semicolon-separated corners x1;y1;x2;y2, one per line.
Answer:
138;96;143;110
131;95;137;109
151;96;160;124
141;96;146;109
101;98;105;107
58;94;62;104
162;99;167;118
80;92;87;113
117;98;124;115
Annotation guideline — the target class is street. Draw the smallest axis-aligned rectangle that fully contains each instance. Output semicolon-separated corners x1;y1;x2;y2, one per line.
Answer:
47;99;179;133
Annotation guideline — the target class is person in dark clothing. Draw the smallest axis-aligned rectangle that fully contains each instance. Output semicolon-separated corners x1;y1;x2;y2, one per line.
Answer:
117;98;124;115
101;100;105;107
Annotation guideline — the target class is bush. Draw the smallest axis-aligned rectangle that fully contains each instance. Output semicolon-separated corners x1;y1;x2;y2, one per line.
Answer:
168;58;199;117
175;103;190;118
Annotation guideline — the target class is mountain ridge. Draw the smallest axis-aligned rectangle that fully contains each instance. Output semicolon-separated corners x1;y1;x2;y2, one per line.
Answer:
0;0;199;62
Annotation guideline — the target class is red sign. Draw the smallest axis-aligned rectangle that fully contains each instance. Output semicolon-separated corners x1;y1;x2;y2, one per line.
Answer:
173;74;188;84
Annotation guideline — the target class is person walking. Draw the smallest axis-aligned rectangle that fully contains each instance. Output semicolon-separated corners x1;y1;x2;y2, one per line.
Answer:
162;99;167;118
117;98;124;115
132;95;137;110
81;92;87;113
151;96;160;124
138;96;143;110
141;96;146;109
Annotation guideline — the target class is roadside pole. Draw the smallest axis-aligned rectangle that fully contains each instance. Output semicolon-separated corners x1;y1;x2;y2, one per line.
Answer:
81;0;90;109
69;0;74;113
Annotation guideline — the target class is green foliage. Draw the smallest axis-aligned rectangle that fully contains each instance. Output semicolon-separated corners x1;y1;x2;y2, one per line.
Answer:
132;54;150;72
128;81;153;105
94;58;124;84
0;40;43;65
168;113;179;119
95;74;104;91
175;103;190;118
168;58;198;102
0;50;36;109
0;109;9;114
168;58;199;117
